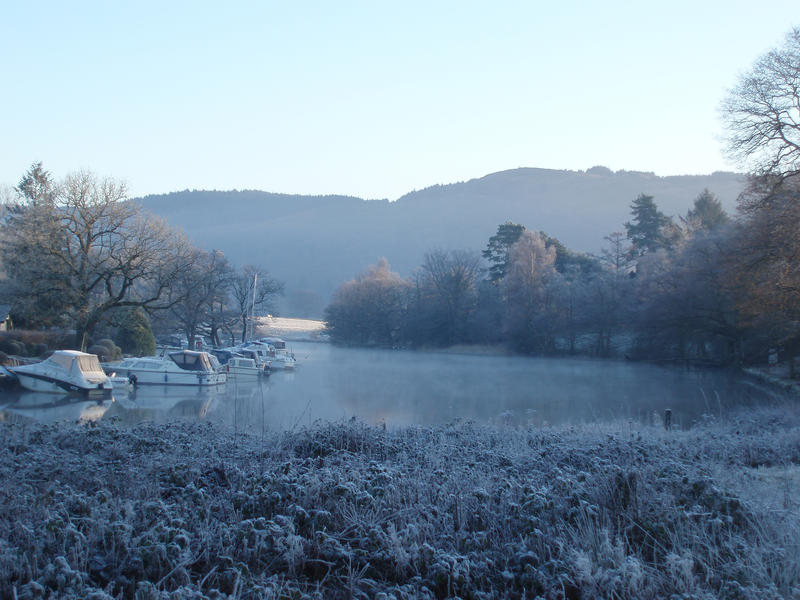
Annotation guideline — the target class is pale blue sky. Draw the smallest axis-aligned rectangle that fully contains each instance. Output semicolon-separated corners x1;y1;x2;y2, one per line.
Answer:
2;1;799;200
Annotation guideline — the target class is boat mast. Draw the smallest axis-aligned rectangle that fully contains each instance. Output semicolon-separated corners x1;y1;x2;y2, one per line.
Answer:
248;273;258;341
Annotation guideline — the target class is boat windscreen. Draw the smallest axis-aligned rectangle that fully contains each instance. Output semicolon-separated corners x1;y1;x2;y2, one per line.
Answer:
50;353;73;371
169;352;211;371
77;354;106;377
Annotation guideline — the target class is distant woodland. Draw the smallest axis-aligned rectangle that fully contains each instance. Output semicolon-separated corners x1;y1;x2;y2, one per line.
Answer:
324;188;768;366
136;169;744;319
326;29;800;367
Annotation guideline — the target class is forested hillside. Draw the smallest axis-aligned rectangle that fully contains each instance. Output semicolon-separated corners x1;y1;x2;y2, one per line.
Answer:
136;168;745;317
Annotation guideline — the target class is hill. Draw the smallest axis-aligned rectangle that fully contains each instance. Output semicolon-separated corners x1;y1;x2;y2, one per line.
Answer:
136;167;746;317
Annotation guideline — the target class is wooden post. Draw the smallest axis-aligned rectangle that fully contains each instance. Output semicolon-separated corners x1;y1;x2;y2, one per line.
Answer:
664;409;672;431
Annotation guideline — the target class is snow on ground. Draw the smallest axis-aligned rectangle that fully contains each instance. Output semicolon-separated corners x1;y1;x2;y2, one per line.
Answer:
1;405;799;598
256;316;327;341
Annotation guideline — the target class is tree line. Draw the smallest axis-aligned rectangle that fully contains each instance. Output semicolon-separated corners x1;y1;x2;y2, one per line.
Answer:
326;28;800;367
324;189;730;361
0;163;282;355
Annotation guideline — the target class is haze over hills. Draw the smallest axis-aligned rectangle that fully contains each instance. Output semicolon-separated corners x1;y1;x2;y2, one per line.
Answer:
136;167;746;318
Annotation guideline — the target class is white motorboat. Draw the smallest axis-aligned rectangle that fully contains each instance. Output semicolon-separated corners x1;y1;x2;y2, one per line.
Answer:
10;350;112;395
222;346;272;375
108;350;225;386
225;355;269;379
258;337;297;369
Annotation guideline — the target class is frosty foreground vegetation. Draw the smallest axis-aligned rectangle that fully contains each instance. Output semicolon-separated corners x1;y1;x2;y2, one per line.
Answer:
1;408;798;599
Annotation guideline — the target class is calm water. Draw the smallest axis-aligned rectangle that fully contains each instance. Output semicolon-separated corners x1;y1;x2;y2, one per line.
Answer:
0;342;789;430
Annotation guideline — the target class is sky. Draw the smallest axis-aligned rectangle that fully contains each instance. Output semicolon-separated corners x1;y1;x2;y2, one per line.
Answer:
2;1;800;201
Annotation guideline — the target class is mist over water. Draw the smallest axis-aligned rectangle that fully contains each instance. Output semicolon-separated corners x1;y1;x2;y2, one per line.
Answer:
0;341;788;429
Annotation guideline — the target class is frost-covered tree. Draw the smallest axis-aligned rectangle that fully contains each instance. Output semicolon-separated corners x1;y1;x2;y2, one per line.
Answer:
0;167;194;349
166;249;233;349
632;231;743;363
115;307;156;357
325;258;410;346
684;189;728;233
503;231;557;353
229;265;283;343
722;27;800;184
600;231;634;277
0;163;70;328
729;178;800;354
413;249;482;346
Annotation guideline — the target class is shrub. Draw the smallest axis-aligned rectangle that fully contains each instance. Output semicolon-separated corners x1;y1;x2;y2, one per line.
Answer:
0;339;26;356
31;343;48;357
95;339;122;360
87;341;121;362
115;308;156;357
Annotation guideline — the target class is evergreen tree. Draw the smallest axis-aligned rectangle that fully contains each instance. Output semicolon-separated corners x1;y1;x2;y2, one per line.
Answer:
115;307;156;357
686;188;728;232
540;232;602;275
624;194;673;257
483;222;526;284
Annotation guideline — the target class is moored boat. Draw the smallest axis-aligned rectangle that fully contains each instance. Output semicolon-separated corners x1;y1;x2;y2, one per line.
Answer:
220;346;272;376
10;350;112;395
107;350;225;386
258;337;297;369
226;355;269;378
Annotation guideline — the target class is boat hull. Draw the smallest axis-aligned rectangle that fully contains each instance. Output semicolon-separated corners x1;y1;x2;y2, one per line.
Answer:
269;357;296;370
226;367;265;378
14;371;111;396
118;368;224;386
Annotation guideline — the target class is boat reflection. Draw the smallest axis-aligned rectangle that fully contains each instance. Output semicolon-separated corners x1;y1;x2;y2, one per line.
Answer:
0;383;227;426
0;391;109;423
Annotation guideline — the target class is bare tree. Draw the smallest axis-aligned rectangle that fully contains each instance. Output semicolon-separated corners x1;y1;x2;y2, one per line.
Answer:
0;167;194;349
600;231;633;277
730;179;800;329
325;258;409;346
502;231;557;352
229;265;283;343
416;249;482;346
632;229;742;364
722;28;800;183
166;249;234;349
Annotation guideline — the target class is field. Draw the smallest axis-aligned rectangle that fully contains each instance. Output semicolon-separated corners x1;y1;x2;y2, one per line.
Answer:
256;317;327;342
0;405;798;599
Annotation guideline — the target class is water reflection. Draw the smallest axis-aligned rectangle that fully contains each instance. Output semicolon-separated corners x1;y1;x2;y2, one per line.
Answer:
0;342;791;429
0;391;109;424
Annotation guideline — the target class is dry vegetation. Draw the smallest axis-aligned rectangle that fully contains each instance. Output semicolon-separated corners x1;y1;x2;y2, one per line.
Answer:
0;406;798;599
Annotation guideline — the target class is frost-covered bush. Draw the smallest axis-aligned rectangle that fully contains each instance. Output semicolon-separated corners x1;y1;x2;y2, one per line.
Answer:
0;409;798;598
0;338;25;356
88;339;122;362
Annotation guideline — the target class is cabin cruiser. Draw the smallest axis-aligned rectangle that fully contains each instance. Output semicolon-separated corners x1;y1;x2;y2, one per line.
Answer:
258;337;297;369
225;346;272;373
10;350;112;395
210;349;270;379
227;356;270;378
108;350;224;386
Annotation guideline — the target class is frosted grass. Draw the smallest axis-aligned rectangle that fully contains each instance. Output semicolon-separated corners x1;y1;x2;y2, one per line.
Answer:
0;404;798;598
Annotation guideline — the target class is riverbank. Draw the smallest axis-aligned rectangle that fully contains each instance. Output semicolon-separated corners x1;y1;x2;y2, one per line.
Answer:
2;406;799;598
744;364;800;396
256;317;327;342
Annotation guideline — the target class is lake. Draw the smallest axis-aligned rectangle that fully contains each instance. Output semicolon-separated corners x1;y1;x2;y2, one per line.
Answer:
0;341;790;430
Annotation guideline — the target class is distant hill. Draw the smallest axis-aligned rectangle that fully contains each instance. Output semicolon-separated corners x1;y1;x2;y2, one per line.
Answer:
136;167;746;317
